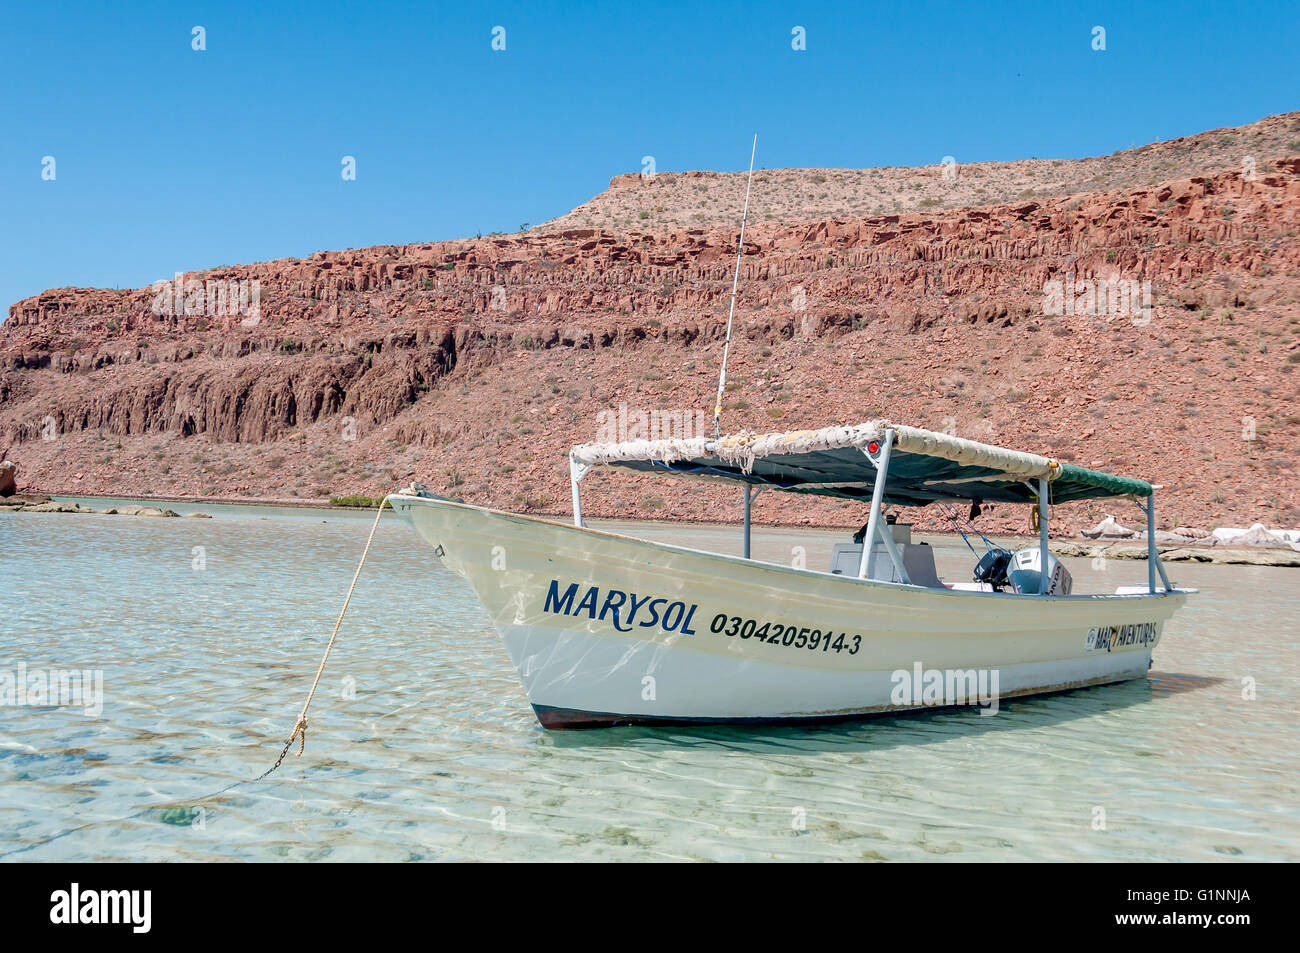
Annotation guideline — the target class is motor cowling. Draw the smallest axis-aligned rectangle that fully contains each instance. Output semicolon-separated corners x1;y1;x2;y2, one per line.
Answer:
1007;547;1072;595
973;548;1013;590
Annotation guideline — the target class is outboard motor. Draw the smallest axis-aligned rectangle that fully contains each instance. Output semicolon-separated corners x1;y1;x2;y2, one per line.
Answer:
1007;547;1073;595
973;548;1013;591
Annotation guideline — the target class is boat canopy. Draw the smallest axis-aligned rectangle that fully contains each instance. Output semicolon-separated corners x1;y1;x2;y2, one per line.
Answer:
570;421;1152;506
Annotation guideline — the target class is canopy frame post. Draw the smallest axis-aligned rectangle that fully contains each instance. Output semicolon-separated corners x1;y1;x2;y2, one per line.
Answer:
742;485;763;559
569;455;591;528
875;507;912;585
1139;493;1172;593
1038;477;1050;595
858;429;897;581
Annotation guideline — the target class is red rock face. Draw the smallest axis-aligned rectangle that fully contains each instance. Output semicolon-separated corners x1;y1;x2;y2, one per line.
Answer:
2;155;1299;534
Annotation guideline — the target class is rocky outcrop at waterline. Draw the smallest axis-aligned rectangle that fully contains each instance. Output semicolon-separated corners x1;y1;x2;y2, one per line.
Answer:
0;495;208;516
1055;540;1300;567
2;114;1299;535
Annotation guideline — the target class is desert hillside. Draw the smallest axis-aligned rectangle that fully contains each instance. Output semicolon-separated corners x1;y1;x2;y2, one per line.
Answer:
3;113;1299;535
540;113;1300;231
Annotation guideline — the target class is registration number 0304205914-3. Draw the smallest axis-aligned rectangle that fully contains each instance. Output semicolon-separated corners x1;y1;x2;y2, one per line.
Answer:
709;613;863;655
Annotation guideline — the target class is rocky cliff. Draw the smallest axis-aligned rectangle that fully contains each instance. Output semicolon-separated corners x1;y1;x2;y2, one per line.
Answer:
3;115;1299;534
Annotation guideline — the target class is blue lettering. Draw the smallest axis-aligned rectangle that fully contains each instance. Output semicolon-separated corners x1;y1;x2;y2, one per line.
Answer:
553;583;702;636
640;598;666;628
600;590;633;632
544;580;578;616
626;592;653;625
575;586;600;619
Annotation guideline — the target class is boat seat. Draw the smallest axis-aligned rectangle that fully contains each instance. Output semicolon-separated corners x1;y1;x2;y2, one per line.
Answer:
903;542;942;588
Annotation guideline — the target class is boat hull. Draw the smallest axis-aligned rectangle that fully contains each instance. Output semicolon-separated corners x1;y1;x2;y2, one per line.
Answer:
391;496;1190;729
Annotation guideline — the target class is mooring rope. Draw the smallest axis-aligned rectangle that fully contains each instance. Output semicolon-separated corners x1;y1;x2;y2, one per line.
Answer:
0;499;390;859
279;499;387;766
212;496;389;789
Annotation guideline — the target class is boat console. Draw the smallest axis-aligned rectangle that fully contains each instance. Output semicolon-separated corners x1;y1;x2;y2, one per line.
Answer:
829;522;943;587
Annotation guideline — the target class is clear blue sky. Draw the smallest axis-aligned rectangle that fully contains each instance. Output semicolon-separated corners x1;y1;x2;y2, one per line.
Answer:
2;0;1296;317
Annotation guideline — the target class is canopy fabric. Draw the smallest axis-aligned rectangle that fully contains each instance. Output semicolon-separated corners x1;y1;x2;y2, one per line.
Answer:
570;420;1152;505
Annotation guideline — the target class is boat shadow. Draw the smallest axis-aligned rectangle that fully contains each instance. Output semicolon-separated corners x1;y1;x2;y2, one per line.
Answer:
538;672;1223;754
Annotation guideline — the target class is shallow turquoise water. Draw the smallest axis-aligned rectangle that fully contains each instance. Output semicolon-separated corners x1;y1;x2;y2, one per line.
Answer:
1;501;1297;861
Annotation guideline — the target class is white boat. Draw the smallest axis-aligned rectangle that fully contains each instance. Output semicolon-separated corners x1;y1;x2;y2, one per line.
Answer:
389;420;1193;729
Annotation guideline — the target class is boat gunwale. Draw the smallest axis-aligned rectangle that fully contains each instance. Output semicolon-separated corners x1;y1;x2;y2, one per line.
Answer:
386;493;1197;604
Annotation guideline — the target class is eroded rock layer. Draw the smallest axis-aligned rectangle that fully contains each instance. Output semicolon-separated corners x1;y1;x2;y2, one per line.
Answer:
3;123;1299;534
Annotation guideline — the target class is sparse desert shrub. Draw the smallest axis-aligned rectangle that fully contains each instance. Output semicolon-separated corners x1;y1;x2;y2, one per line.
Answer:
329;496;391;508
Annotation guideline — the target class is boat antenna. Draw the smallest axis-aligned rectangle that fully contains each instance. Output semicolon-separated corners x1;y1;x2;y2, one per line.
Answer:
712;133;758;439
